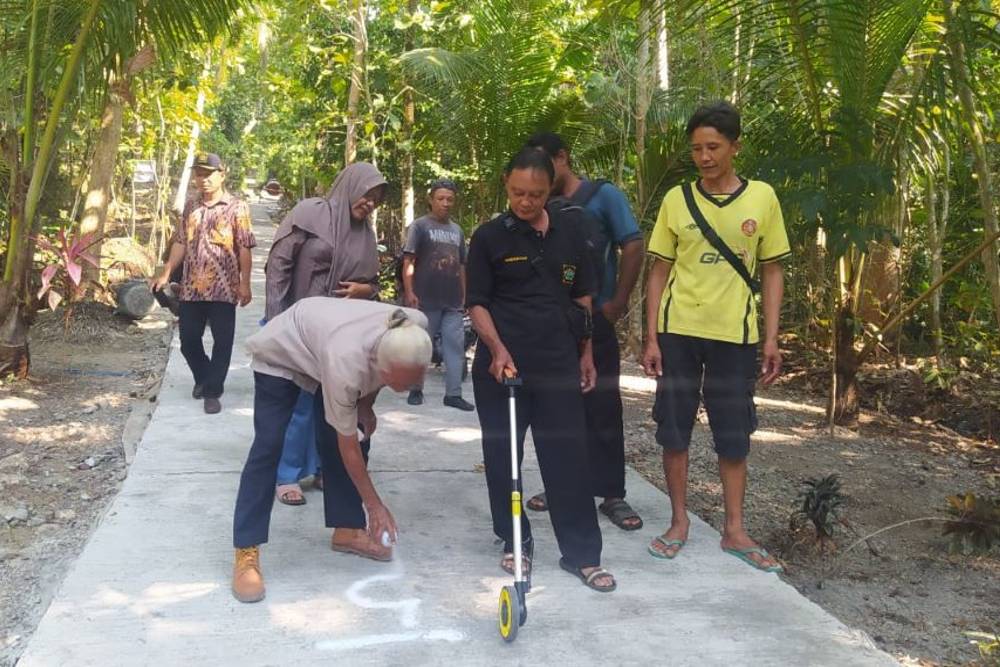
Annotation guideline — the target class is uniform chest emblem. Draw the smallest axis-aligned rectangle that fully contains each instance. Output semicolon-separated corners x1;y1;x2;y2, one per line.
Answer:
741;219;758;237
561;264;576;285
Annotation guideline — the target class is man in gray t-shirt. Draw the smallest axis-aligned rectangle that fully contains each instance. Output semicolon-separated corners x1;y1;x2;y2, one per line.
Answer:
402;179;474;411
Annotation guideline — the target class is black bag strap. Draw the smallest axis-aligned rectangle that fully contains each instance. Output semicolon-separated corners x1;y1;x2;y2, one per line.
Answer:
569;178;609;207
681;182;760;294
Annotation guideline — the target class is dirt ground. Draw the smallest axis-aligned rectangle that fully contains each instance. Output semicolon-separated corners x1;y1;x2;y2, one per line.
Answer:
621;356;1000;666
0;302;172;667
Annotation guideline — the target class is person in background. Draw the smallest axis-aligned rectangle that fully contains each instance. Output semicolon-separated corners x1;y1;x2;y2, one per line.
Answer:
524;132;646;532
263;162;387;506
642;101;790;571
401;179;474;411
232;299;431;603
150;152;255;415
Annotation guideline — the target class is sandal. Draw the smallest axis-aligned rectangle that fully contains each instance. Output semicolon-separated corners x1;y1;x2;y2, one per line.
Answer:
648;535;686;559
722;546;783;573
526;493;548;512
276;484;306;506
599;499;643;531
312;473;323;491
558;558;617;593
500;538;534;576
500;553;532;576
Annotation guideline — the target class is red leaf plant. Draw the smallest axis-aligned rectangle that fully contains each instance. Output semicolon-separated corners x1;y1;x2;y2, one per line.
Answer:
33;227;101;328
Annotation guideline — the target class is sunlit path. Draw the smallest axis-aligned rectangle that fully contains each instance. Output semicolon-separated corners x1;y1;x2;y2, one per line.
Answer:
18;205;894;666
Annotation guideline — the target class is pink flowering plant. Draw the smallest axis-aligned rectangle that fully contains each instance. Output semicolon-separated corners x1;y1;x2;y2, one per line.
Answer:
33;227;100;316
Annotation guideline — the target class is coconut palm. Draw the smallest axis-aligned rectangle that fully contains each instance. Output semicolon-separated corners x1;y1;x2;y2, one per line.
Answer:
0;0;253;377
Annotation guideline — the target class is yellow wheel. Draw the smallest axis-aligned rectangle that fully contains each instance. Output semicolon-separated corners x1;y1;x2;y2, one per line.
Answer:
498;585;519;642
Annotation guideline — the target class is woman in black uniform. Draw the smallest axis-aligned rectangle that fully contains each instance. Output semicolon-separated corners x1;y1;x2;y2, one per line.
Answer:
466;148;616;592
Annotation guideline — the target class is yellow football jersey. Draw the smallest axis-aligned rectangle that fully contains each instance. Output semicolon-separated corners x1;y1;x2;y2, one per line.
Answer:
648;179;791;344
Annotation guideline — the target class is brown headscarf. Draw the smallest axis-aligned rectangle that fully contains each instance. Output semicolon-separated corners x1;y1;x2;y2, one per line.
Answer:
271;162;387;290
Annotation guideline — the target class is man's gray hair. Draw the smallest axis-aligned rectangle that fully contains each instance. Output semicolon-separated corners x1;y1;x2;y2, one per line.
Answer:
376;309;432;371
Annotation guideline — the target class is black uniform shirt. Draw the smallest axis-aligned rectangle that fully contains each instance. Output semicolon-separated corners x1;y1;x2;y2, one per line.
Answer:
466;202;596;376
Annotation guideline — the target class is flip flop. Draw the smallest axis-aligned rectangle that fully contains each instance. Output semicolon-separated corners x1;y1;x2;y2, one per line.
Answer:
500;553;532;576
599;499;643;531
723;546;784;573
558;558;617;593
276;485;306;506
526;493;548;512
647;535;686;559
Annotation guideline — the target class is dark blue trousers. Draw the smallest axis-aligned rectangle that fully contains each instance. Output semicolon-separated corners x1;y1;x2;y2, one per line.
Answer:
233;373;370;548
178;301;235;398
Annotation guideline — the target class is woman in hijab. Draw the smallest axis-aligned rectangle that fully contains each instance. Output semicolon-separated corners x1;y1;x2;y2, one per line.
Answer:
263;162;388;506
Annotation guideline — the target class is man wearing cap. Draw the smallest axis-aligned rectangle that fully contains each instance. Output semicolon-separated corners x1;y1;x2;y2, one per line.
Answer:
151;152;256;414
401;179;475;411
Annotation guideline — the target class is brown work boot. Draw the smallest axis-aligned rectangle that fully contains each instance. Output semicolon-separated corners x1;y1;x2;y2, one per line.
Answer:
330;528;392;562
232;546;265;603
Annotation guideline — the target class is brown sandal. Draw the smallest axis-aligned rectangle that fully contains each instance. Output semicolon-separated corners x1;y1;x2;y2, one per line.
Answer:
526;493;548;512
276;484;306;506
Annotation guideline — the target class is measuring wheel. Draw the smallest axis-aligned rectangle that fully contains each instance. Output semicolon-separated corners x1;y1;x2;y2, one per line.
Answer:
498;585;523;642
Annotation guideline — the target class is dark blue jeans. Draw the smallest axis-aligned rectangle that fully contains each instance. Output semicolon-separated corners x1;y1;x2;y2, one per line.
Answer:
233;373;300;548
233;373;371;548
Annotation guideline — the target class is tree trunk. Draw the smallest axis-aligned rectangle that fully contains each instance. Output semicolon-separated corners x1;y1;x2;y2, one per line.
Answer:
635;4;651;210
832;304;861;424
943;0;1000;329
345;0;367;165
173;59;211;214
830;249;864;423
400;0;417;242
80;46;155;281
654;5;669;91
79;89;124;283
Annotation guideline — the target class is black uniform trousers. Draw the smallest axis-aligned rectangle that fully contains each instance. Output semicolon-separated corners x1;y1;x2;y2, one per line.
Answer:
233;373;371;548
178;301;236;399
473;372;602;568
585;311;627;499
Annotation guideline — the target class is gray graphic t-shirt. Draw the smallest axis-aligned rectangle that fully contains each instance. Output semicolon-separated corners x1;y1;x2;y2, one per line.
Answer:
403;215;467;310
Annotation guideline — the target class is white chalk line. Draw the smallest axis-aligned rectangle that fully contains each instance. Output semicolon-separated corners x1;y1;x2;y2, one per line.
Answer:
316;556;466;652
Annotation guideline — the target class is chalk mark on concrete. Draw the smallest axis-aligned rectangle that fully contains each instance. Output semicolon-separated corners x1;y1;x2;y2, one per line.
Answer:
316;559;465;652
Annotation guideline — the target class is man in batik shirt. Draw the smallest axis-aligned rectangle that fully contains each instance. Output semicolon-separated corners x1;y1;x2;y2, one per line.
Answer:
152;152;256;414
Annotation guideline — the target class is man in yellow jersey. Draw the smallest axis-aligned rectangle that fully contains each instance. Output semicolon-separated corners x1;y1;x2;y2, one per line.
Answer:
642;102;790;572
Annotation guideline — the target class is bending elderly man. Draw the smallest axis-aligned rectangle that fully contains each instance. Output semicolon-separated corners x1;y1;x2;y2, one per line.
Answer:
231;298;431;603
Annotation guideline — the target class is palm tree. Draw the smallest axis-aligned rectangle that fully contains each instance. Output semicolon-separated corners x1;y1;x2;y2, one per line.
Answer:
685;0;940;421
0;0;252;377
401;0;591;217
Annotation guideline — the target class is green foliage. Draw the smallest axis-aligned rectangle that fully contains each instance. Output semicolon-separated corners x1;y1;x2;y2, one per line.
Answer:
944;492;1000;555
796;474;846;541
966;630;1000;664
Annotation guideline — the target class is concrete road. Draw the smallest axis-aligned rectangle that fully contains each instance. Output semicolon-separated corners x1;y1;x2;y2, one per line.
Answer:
18;205;895;666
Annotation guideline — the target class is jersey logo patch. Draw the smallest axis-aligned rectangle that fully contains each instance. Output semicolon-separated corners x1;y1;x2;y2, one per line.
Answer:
741;219;758;236
561;263;577;285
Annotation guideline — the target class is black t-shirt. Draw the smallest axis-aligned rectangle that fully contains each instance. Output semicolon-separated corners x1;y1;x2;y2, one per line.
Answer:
465;202;596;377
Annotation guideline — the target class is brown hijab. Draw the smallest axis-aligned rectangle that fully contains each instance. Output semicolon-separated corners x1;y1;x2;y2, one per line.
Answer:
272;162;387;289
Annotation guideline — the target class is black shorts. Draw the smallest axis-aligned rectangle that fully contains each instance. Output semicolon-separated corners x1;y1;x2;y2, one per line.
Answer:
652;333;758;459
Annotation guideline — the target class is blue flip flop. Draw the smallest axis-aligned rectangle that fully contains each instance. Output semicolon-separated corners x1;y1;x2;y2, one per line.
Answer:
648;535;686;559
723;546;783;573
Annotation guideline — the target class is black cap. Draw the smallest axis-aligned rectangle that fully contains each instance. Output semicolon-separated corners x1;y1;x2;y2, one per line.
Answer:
193;152;224;171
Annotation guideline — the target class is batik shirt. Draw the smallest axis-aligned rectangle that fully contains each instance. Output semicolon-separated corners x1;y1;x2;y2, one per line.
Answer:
174;193;257;304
